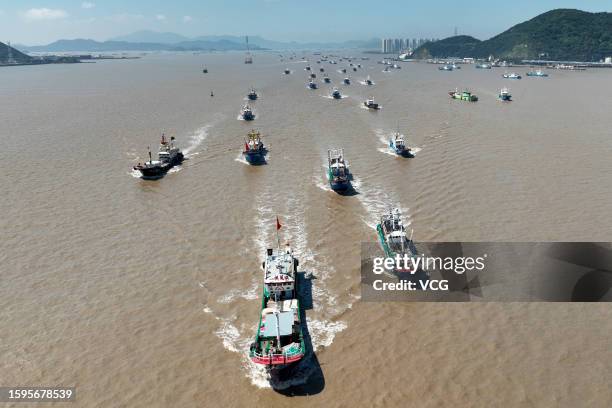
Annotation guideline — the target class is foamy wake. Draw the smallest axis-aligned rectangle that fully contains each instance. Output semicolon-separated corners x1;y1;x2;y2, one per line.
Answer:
352;176;412;231
360;103;382;110
321;94;349;100
235;151;249;165
183;124;211;156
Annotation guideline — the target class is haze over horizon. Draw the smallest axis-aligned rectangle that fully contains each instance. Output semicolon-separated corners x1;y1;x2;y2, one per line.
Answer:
0;0;610;45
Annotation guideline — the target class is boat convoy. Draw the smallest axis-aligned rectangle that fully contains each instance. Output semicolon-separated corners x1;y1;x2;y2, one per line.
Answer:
129;56;558;373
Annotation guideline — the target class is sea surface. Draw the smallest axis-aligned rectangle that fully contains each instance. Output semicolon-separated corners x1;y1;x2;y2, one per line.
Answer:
1;52;612;407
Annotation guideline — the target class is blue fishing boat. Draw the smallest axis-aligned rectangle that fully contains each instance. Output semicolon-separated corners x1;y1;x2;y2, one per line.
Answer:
327;148;350;192
247;88;258;100
241;104;255;121
307;79;318;89
243;130;266;164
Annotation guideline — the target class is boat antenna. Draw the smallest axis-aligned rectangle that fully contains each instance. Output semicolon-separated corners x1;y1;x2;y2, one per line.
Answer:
148;146;152;164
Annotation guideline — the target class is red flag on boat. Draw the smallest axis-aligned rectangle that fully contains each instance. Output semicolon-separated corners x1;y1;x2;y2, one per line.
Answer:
245;141;249;151
276;216;282;231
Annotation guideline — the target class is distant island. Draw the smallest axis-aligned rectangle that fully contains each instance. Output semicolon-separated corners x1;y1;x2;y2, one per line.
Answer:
413;9;612;61
13;33;381;54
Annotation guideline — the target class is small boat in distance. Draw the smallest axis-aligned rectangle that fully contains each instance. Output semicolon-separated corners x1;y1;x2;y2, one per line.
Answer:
241;104;255;121
283;68;291;75
331;88;342;99
202;67;208;73
389;131;413;157
307;79;318;89
526;69;549;77
449;89;478;102
475;63;491;69
243;130;266;164
310;73;317;79
305;65;311;71
364;76;373;85
247;88;258;100
323;75;331;83
244;36;253;64
327;148;351;192
249;244;305;367
499;87;512;101
133;134;184;179
343;77;351;85
364;97;380;110
502;72;522;79
320;67;325;72
438;64;453;71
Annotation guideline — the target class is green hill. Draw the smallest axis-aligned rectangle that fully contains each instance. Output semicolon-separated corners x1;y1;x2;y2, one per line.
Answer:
414;9;612;61
0;41;33;64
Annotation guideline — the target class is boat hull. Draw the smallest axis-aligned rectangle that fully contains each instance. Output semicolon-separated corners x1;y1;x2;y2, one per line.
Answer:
244;150;265;164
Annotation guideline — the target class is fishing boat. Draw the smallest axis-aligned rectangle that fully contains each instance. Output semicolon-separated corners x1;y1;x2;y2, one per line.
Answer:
475;63;491;69
363;97;380;110
243;130;266;164
319;67;325;72
241;104;255;120
323;75;331;83
307;79;318;89
438;64;453;71
310;73;317;79
244;36;253;64
364;76;373;85
249;243;305;367
343;77;351;85
202;67;208;73
247;88;258;100
389;131;413;157
502;72;522;79
327;148;351;192
341;68;347;73
305;65;311;71
133;134;184;179
526;69;549;77
376;208;415;272
331;88;342;99
449;89;478;102
499;87;512;101
450;63;461;70
283;68;291;75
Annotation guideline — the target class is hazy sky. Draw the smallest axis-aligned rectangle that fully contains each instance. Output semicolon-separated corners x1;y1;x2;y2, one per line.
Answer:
1;0;610;45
